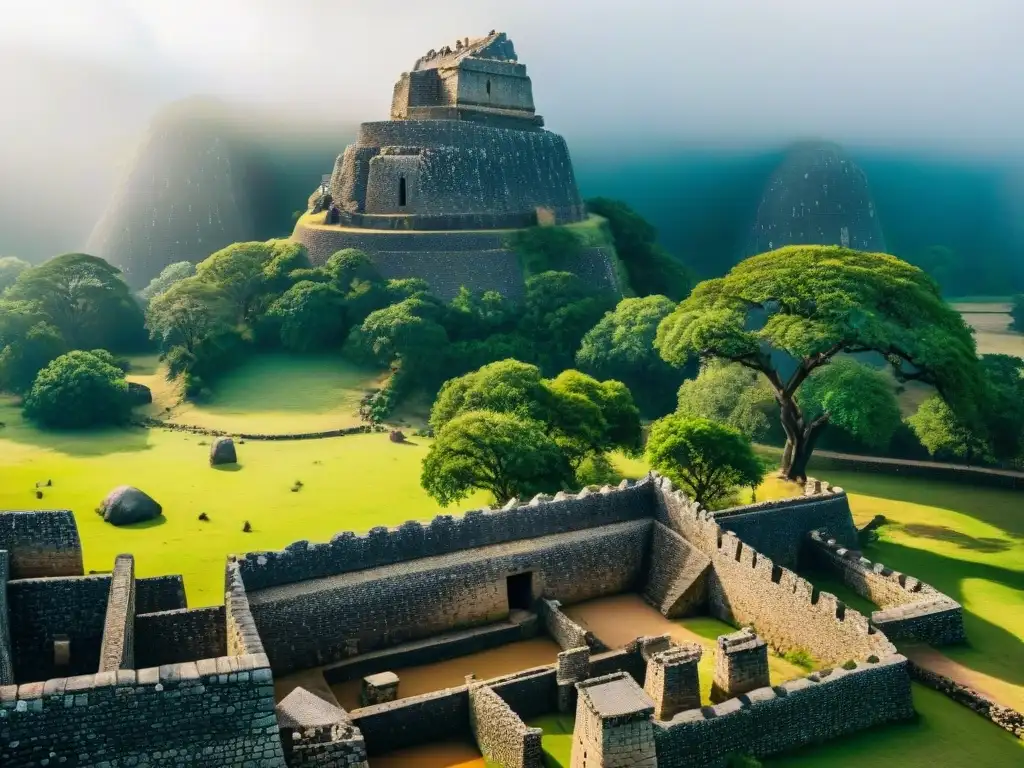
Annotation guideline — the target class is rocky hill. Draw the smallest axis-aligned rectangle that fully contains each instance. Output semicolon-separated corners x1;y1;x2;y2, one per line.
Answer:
86;98;355;288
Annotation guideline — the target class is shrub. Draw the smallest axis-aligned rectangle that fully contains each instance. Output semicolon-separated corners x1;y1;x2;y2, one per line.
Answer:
782;648;815;670
842;659;858;670
23;350;132;429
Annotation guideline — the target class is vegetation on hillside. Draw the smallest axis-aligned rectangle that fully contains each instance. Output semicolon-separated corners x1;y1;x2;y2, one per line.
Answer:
23;350;132;429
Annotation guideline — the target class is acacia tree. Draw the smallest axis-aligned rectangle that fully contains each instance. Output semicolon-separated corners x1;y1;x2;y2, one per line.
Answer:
656;246;981;480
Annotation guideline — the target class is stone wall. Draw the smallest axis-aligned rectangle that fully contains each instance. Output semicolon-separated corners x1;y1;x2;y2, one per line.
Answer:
0;510;83;578
0;551;12;686
652;655;914;767
808;452;1024;490
0;653;285;766
713;486;858;567
135;574;187;613
909;661;1023;740
8;574;111;683
652;477;893;665
135;606;227;668
643;522;711;617
489;667;559;721
225;560;265;657
351;686;471;755
469;684;544;768
97;554;135;672
805;530;966;645
249;520;651;674
237;480;653;592
539;598;605;652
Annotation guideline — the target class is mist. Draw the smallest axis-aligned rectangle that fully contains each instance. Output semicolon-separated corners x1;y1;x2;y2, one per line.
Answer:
1;0;1022;263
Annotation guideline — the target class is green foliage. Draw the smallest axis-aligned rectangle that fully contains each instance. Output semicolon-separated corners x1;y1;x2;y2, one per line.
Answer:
344;297;449;377
656;246;982;479
430;359;550;432
0;256;30;295
194;241;280;322
676;361;774;441
263;281;347;352
782;648;815;670
907;245;962;292
547;369;643;457
447;287;516;341
23;350;131;429
800;358;902;451
645;414;765;508
140;261;196;301
725;754;763;768
576;295;684;416
324;249;382;292
1012;295;1024;332
0;301;68;393
7;253;147;351
506;226;584;275
908;396;992;463
145;278;233;354
574;452;621;487
586;198;692;300
519;271;616;374
421;410;572;506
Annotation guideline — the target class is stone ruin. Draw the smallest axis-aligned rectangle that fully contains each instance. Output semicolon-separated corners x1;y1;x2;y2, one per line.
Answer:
292;31;621;300
0;473;970;766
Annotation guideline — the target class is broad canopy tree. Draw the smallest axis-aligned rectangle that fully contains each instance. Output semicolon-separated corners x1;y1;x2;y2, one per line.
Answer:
656;246;982;480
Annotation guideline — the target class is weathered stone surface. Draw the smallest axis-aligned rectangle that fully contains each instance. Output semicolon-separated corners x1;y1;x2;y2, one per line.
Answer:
127;380;153;405
99;485;163;525
210;436;238;466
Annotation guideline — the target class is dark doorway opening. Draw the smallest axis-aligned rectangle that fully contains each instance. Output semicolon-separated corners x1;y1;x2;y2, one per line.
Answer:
506;572;533;611
398;176;407;207
486;79;491;96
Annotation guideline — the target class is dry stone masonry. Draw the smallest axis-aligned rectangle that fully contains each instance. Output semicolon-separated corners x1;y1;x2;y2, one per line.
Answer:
0;467;982;764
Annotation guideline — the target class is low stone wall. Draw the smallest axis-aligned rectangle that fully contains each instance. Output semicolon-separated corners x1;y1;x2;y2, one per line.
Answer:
136;417;376;441
225;560;265;657
713;485;858;568
351;686;471;756
643;522;711;617
135;606;227;668
809;452;1024;490
0;510;83;578
489;667;559;721
469;684;544;768
135;574;187;613
0;653;285;766
250;520;651;673
909;662;1023;740
237;480;654;591
653;477;894;665
805;530;966;645
653;654;915;766
8;574;112;683
538;598;606;652
323;620;530;684
98;554;135;672
0;550;13;686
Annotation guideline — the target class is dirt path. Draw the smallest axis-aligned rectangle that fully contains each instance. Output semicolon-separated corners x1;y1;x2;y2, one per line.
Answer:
812;450;1024;481
904;645;1024;711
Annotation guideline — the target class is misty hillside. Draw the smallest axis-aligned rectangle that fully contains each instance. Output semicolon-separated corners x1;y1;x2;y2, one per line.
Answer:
85;98;357;287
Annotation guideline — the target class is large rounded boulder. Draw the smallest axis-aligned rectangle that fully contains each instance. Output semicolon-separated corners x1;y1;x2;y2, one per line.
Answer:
210;436;238;466
99;486;162;526
127;381;153;406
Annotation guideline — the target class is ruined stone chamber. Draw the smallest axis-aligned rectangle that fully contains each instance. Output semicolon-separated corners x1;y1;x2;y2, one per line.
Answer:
292;32;620;300
745;141;887;257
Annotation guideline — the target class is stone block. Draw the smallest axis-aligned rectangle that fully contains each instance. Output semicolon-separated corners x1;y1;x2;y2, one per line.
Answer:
360;671;399;707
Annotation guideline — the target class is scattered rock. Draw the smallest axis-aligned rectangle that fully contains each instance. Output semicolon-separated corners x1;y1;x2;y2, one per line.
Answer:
290;480;304;493
242;520;252;533
35;490;42;499
127;381;153;406
198;512;210;522
98;485;163;526
389;429;406;443
209;437;237;466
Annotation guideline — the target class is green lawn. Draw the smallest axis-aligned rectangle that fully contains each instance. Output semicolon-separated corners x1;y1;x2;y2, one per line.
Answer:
0;398;485;606
130;353;387;434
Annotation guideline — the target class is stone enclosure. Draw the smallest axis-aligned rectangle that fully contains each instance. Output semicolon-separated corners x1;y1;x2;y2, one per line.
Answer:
0;469;969;766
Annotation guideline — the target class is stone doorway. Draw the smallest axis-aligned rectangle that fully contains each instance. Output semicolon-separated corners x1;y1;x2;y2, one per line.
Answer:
506;571;534;611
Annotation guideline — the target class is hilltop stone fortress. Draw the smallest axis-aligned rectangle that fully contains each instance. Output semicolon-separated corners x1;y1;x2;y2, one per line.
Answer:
292;32;621;299
0;472;970;767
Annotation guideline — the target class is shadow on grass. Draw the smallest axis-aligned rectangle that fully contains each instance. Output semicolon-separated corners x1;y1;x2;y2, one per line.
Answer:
0;401;153;457
897;523;1017;553
119;515;167;530
211;463;243;472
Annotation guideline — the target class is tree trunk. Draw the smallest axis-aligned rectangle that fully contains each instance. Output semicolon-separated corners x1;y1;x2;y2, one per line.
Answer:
778;395;829;482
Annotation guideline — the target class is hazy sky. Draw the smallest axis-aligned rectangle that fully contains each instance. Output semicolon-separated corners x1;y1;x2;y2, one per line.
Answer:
2;0;1023;153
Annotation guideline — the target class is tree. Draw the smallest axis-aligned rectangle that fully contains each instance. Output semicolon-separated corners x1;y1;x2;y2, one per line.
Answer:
676;361;774;442
261;239;312;295
0;301;67;393
23;350;132;429
576;295;683;415
140;261;196;301
800;358;903;452
519;271;616;374
344;297;449;376
506;226;583;275
656;246;982;480
446;287;516;341
421;410;572;506
145;278;233;353
195;241;276;322
547;369;643;457
908;396;992;464
324;249;382;292
264;281;347;352
0;256;30;294
645;415;765;509
586;197;692;300
7;253;147;351
430;359;550;432
1012;295;1024;332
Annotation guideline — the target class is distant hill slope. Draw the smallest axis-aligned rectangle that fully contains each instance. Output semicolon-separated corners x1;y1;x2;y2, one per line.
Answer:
86;98;356;288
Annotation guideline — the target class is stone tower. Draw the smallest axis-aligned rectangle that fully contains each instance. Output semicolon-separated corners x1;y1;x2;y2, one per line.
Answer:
570;672;658;768
712;628;770;701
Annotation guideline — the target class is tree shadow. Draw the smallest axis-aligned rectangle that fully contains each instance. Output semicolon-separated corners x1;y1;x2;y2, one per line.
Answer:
0;416;153;458
896;523;1016;553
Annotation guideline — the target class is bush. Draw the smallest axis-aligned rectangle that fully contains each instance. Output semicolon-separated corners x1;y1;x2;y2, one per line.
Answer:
23;350;132;429
842;659;858;670
782;648;815;670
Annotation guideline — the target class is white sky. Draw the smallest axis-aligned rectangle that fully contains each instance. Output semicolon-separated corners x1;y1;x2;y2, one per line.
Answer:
1;0;1022;152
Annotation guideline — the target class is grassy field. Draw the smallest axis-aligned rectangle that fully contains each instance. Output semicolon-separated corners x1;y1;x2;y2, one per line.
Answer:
0;398;485;606
129;354;387;434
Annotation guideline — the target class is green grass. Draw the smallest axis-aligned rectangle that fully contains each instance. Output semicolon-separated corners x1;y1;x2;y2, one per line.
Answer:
131;354;387;434
0;398;485;606
527;713;574;768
